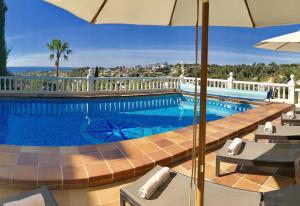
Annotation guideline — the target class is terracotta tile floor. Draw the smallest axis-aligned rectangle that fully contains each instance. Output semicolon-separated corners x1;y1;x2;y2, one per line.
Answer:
0;116;296;206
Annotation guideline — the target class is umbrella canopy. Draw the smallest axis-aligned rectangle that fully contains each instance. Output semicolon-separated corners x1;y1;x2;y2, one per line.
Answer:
45;0;300;27
255;30;300;52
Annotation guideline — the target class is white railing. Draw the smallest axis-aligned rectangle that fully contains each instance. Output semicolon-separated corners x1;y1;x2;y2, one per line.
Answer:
183;77;229;88
0;76;88;94
295;88;300;104
92;77;180;93
0;70;297;104
232;80;290;102
182;74;293;103
0;76;180;95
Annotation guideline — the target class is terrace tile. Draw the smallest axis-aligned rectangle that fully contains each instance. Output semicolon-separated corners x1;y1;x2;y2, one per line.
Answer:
78;145;98;154
96;143;119;153
243;173;270;185
114;141;144;158
12;165;38;185
147;134;164;142
62;166;88;187
163;144;187;163
211;174;240;187
102;200;119;206
0;166;14;184
21;146;40;153
264;175;295;189
51;190;71;206
59;147;79;154
101;149;125;160
233;179;262;191
108;159;134;181
39;147;60;154
69;188;100;206
17;153;39;166
0;153;18;166
38;166;62;186
96;184;120;204
38;154;60;166
147;150;172;166
129;155;154;176
81;152;104;164
0;145;21;154
154;139;174;148
134;142;160;154
85;162;112;186
205;163;217;180
61;154;84;166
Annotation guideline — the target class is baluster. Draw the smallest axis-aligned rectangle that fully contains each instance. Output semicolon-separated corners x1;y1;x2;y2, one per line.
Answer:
3;78;6;91
278;87;281;99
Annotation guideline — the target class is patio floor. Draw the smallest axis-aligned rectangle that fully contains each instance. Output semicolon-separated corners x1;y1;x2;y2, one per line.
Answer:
0;116;296;206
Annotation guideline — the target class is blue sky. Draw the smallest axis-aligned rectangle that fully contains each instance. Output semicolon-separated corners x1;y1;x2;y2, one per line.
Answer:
5;0;300;68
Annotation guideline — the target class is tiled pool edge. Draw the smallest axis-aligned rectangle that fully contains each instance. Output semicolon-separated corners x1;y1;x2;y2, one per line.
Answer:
0;103;293;189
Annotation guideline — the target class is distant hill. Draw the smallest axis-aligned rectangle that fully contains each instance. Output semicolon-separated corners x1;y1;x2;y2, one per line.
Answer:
8;62;300;85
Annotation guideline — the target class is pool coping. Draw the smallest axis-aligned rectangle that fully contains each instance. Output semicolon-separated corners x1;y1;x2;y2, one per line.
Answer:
0;102;293;189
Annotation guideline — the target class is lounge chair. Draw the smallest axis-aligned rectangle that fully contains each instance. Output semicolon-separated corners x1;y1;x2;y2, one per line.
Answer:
121;166;300;206
216;140;300;177
255;125;300;142
281;113;300;125
120;166;262;206
0;186;58;206
262;183;300;206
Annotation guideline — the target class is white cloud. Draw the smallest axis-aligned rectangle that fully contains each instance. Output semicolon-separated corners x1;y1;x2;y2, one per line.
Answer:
6;35;26;42
7;48;300;68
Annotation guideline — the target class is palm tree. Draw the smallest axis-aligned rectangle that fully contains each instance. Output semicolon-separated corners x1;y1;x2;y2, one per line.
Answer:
47;39;72;77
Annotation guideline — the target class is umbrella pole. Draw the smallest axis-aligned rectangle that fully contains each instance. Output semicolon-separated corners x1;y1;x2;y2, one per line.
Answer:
197;0;209;206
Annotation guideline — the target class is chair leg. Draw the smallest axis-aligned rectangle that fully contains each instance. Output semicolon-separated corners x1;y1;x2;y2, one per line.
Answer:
120;193;126;206
216;157;221;177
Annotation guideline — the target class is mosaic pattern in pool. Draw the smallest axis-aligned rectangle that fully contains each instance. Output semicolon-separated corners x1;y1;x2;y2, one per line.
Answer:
0;94;254;146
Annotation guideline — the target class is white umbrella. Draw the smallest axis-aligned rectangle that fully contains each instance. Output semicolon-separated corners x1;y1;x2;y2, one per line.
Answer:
45;0;300;27
44;0;300;205
255;30;300;52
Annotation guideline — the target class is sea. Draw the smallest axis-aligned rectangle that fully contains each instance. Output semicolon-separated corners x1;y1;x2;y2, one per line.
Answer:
8;67;75;73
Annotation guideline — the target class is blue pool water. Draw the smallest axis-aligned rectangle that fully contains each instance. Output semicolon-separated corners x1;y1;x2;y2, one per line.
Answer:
0;94;254;146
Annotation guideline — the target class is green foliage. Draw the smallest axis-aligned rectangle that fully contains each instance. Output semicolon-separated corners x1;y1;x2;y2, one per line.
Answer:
0;0;7;76
94;66;99;77
47;39;72;77
67;68;89;77
184;62;300;84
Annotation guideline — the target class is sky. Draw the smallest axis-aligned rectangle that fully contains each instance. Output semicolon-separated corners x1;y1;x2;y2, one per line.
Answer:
5;0;300;68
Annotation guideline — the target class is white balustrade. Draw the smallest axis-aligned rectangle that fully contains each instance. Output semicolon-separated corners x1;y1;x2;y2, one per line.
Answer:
0;72;297;104
0;76;87;94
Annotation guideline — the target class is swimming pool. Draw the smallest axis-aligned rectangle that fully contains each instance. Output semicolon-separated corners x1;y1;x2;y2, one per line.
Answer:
0;94;254;146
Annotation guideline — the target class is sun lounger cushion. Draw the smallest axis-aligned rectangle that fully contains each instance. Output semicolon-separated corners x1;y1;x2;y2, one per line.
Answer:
263;184;300;206
3;193;45;206
217;140;300;165
255;125;300;142
121;166;262;206
0;187;58;206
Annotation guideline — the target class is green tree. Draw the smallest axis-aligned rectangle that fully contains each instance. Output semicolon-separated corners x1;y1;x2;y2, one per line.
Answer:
94;66;99;77
47;39;72;77
0;0;8;76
